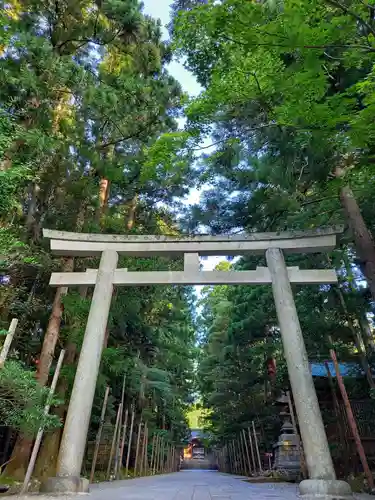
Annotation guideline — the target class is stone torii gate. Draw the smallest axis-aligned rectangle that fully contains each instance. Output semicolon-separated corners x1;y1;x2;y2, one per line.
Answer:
42;228;351;499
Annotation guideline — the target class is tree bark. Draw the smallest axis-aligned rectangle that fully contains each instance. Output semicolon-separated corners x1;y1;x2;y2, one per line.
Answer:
339;184;375;301
33;341;78;481
358;312;375;353
37;286;67;388
5;259;74;479
37;258;74;385
6;202;84;479
99;178;110;213
333;285;375;389
3;436;37;480
25;183;40;235
126;194;138;230
103;327;110;350
34;284;87;480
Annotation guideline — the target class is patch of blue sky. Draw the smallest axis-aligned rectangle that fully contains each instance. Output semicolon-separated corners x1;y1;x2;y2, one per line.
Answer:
142;0;239;276
142;0;209;205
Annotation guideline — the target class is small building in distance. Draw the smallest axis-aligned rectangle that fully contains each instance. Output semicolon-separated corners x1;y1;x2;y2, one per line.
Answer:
183;429;206;460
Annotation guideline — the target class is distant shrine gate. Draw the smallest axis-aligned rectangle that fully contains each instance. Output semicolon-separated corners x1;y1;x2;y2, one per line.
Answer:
42;228;352;499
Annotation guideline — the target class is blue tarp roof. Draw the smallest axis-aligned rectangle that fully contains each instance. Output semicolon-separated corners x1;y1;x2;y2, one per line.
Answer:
190;429;208;439
310;361;361;377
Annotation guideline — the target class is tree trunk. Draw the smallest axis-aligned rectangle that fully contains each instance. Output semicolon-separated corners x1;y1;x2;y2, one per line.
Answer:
358;312;375;353
126;194;138;230
103;327;110;350
33;341;78;481
334;286;375;389
339;184;375;301
3;435;34;480
6;205;83;479
0;154;12;171
34;284;87;480
34;325;109;480
98;178;110;226
5;259;74;479
37;259;73;386
25;183;40;234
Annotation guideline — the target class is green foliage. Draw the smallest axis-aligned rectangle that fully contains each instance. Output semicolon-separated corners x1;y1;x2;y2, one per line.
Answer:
196;251;373;448
3;0;375;477
173;0;375;241
0;0;197;467
0;361;61;437
172;1;375;453
186;404;209;429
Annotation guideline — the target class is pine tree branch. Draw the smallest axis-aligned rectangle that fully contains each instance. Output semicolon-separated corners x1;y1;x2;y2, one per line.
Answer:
300;196;339;208
55;29;123;53
192;139;229;151
98;117;160;149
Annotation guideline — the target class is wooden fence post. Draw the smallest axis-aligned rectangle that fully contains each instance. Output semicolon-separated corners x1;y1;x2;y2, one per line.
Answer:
106;402;122;479
232;440;239;474
324;361;350;476
0;318;18;367
134;421;142;476
117;407;129;479
143;425;149;475
158;437;164;473
140;423;147;476
168;444;172;472
114;375;127;479
228;442;234;473
240;433;248;475
150;434;157;474
125;406;135;477
21;350;65;494
252;421;263;473
247;427;257;474
90;386;110;483
330;349;374;490
242;429;252;476
228;441;236;474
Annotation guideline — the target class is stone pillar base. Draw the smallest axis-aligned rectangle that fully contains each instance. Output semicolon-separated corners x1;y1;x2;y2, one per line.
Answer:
299;479;352;499
40;476;89;494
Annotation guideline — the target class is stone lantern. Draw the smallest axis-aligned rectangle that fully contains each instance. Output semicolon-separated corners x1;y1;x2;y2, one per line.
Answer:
273;395;301;480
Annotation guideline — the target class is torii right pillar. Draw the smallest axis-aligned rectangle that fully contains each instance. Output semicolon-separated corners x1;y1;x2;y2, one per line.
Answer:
266;248;352;500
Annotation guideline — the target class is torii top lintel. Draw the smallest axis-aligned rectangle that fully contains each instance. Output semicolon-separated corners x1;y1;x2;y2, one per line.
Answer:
43;227;343;257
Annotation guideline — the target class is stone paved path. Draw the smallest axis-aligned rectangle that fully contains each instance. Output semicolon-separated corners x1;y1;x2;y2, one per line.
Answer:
88;470;372;499
90;471;298;499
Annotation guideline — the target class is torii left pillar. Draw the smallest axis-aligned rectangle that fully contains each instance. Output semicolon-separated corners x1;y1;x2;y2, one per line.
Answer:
42;250;118;494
